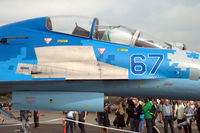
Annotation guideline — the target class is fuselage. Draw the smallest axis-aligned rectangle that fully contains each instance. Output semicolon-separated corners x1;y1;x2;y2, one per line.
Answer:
0;16;199;101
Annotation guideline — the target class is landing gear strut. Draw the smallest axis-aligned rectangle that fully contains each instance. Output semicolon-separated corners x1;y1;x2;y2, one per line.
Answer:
19;110;31;133
0;108;32;133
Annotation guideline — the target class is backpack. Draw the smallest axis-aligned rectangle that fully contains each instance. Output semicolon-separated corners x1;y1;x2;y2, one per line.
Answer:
150;104;159;118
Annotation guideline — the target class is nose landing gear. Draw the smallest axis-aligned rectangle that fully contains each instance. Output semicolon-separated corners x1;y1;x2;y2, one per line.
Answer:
0;109;32;133
19;110;31;133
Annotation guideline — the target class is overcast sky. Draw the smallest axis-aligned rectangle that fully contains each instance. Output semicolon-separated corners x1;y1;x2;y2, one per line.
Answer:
0;0;200;51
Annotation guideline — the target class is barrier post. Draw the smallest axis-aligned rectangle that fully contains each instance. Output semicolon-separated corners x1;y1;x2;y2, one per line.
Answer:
63;117;66;133
42;111;44;116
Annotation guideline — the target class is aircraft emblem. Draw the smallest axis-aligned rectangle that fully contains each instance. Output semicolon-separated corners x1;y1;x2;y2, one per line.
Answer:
44;38;52;44
98;48;106;55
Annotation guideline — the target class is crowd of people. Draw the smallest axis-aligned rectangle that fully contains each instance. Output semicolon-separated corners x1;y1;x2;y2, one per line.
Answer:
0;99;199;133
125;98;200;133
65;98;200;133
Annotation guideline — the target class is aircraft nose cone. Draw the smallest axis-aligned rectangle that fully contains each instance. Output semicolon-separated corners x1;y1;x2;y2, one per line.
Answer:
168;50;200;80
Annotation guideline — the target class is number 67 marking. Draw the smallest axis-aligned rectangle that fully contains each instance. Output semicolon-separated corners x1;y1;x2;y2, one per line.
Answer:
131;54;164;75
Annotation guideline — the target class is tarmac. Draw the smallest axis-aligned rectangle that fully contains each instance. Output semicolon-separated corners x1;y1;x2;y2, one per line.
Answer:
0;111;199;133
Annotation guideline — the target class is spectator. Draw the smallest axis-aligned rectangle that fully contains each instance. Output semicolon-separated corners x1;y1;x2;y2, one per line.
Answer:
103;106;110;133
158;99;165;124
33;110;39;128
113;103;126;132
139;100;145;133
196;101;200;132
65;111;76;133
8;102;12;111
174;100;185;133
126;97;133;126
139;113;144;133
194;101;198;109
151;99;160;133
0;103;4;124
78;111;87;133
130;98;142;132
73;111;77;129
0;114;4;124
3;103;8;112
190;101;195;110
142;98;152;133
160;99;174;133
95;112;104;133
184;101;194;133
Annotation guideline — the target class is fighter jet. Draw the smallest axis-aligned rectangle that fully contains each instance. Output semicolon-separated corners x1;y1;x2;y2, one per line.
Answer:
0;16;199;114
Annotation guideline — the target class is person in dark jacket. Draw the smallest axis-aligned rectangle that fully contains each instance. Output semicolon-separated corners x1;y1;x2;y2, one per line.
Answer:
103;106;110;133
78;111;87;133
129;98;142;132
114;103;126;132
126;97;133;126
33;110;39;128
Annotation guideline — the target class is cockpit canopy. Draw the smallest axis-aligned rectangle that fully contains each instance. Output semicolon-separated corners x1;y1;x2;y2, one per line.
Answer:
46;16;170;49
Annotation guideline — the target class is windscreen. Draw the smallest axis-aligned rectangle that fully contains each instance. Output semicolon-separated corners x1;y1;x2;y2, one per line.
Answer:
47;16;94;38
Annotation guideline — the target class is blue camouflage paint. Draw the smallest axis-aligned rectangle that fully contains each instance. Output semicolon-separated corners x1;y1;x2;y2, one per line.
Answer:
0;16;199;103
186;52;200;59
0;17;195;81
